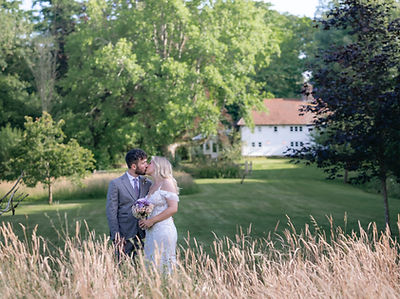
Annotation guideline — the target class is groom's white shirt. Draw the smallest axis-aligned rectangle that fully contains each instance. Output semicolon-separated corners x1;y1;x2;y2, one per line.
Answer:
126;171;139;193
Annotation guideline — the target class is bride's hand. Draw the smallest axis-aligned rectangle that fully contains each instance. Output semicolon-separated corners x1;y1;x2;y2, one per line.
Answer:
139;219;154;229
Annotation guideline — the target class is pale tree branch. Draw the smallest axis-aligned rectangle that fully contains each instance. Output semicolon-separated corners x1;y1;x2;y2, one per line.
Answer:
162;24;168;58
153;24;160;54
0;172;29;216
25;35;57;113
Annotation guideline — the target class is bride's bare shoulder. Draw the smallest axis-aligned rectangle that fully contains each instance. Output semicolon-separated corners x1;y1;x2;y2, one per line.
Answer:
161;179;177;193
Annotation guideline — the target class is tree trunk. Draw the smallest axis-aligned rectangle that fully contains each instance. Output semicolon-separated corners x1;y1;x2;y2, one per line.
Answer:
166;142;183;159
380;176;391;233
48;182;53;205
344;169;349;184
188;145;192;162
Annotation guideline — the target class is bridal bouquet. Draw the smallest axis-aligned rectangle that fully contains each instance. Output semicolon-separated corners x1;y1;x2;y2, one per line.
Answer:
132;197;154;220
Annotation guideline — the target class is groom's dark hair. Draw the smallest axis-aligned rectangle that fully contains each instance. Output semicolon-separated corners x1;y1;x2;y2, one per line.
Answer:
126;148;147;168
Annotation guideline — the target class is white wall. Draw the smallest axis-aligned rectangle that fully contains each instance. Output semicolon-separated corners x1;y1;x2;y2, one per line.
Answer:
240;125;314;156
202;138;219;159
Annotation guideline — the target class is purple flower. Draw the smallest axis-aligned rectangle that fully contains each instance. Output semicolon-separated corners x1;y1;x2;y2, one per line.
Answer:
136;198;150;208
132;197;154;220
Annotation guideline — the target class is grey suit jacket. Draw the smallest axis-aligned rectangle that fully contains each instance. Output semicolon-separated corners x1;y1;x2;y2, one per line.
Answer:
106;173;152;241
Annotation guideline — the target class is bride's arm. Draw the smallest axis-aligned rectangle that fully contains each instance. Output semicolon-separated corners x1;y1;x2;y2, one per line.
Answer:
139;199;178;229
139;180;178;229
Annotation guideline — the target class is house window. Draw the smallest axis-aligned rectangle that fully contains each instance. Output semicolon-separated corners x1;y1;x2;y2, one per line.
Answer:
252;142;255;147
299;126;303;132
308;128;313;132
290;142;294;146
295;142;298;146
258;126;262;132
258;142;262;147
274;126;278;132
290;126;293;131
212;142;217;153
295;126;298;132
300;142;304;146
205;142;210;150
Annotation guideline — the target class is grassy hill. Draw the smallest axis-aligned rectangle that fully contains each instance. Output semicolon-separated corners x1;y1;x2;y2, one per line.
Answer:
1;158;399;250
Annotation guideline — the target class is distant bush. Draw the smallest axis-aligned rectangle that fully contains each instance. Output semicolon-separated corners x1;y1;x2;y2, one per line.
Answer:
183;161;241;179
361;176;400;199
175;171;200;195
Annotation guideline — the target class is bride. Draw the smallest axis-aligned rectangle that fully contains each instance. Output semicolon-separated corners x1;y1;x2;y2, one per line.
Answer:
139;156;179;272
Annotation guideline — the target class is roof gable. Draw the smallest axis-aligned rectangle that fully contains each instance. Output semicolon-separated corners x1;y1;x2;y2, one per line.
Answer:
237;98;314;126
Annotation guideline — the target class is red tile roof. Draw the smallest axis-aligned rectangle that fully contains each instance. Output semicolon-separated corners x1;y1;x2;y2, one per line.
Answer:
237;98;315;126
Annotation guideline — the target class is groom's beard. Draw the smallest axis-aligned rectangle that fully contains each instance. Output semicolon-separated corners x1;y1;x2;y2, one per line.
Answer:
135;168;146;176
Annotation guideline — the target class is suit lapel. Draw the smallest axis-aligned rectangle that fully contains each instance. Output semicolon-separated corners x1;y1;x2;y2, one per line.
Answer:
122;173;136;200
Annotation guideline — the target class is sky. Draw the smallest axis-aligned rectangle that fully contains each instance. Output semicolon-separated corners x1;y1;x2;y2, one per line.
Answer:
267;0;319;18
21;0;319;18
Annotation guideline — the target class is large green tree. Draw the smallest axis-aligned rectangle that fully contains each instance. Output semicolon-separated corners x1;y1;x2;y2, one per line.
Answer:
0;0;40;129
32;0;85;78
254;7;314;98
7;112;95;204
293;0;400;231
59;0;280;167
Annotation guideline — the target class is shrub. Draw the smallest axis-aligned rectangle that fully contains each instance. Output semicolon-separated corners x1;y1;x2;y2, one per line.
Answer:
183;161;241;179
174;171;199;195
361;176;400;199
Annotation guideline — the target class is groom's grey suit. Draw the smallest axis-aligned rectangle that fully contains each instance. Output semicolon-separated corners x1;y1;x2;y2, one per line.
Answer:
106;173;152;255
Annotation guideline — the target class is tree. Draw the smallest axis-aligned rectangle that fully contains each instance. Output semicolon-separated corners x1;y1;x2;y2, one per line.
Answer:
32;0;85;78
0;124;23;178
7;112;95;204
59;0;280;167
0;0;41;129
254;8;315;98
293;0;400;232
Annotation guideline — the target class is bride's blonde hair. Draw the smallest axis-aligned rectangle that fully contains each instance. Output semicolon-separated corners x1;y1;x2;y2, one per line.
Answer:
151;156;179;194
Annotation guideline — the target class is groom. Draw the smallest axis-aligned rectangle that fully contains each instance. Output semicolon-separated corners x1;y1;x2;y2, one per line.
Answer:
106;148;152;256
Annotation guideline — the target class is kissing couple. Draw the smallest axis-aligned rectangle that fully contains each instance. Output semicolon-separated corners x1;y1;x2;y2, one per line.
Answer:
106;148;179;272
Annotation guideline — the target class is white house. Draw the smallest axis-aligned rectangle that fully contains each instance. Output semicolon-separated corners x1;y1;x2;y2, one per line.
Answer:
237;98;314;156
193;134;220;159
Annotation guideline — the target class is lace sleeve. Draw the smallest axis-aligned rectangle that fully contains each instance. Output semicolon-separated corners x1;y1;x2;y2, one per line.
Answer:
160;190;179;202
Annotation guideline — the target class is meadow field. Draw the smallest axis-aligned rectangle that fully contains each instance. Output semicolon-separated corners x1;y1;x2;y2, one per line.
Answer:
1;158;400;298
1;158;400;249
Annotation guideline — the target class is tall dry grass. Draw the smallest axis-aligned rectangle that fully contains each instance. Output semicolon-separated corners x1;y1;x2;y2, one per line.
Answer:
0;172;117;200
0;170;198;202
1;217;399;298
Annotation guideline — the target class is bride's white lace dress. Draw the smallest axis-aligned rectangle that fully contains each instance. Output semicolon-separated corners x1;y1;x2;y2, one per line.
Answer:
144;187;179;272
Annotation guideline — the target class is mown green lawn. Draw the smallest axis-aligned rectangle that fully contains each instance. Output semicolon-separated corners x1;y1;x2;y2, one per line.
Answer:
1;158;399;250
